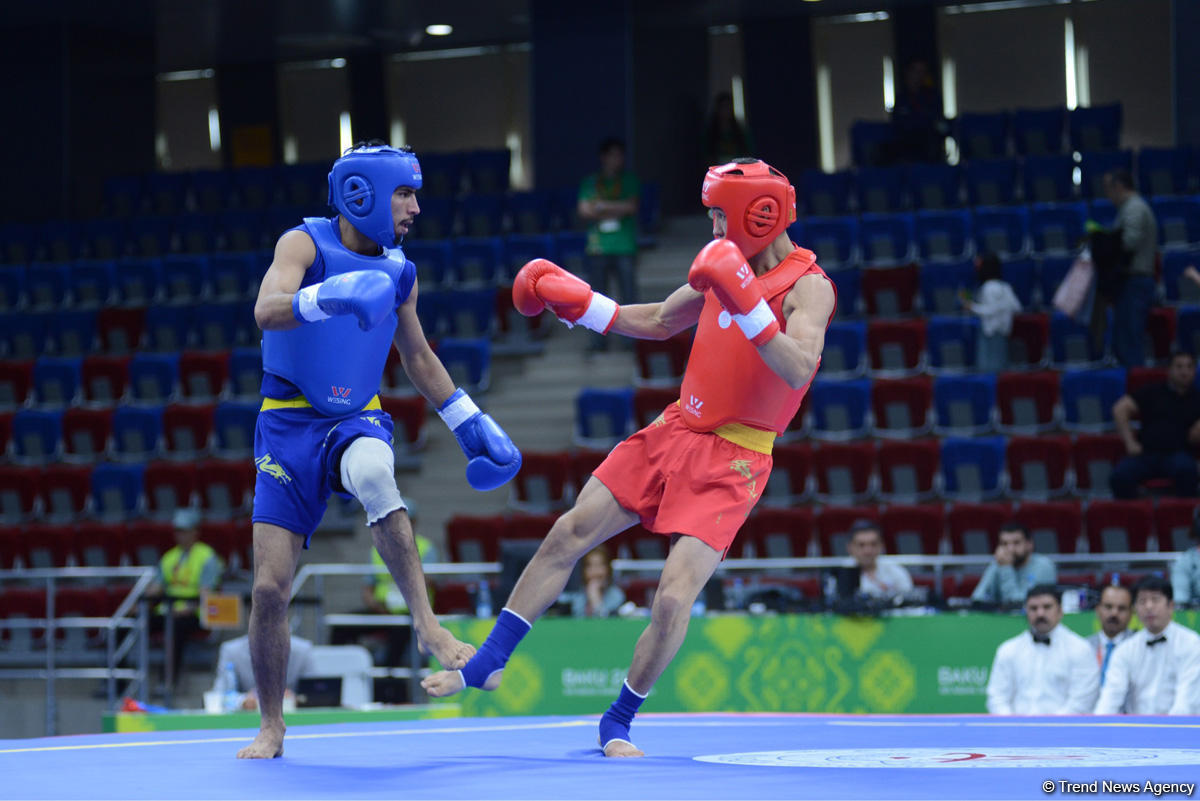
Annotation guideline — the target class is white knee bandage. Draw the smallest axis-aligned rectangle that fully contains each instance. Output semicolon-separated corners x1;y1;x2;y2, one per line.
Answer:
339;437;406;525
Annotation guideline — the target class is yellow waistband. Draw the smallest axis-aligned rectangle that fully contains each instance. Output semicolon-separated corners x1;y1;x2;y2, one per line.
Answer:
712;422;776;455
260;394;383;412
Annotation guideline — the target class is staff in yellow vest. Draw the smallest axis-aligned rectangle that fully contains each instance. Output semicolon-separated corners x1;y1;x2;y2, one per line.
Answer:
149;508;224;687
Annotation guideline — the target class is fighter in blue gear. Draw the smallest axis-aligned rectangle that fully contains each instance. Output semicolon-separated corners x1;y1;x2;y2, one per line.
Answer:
243;141;521;760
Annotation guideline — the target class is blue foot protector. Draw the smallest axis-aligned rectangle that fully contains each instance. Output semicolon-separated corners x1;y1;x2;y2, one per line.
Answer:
599;679;647;751
459;608;532;688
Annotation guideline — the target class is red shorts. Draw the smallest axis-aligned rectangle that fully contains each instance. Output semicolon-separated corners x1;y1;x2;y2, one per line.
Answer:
592;403;773;554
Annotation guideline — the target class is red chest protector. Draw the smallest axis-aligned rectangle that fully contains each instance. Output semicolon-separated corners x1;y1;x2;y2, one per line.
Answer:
678;246;835;435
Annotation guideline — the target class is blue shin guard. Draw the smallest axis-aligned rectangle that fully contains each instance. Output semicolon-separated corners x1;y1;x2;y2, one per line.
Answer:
599;679;647;751
458;608;532;689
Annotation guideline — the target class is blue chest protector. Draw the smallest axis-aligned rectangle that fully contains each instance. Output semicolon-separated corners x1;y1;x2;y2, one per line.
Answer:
261;217;416;416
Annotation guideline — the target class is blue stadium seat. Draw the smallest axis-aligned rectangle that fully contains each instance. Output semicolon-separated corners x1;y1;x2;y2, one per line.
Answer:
46;310;97;357
1030;202;1086;255
209;252;263;300
277;163;328;209
855;167;907;213
90;462;144;521
32;357;82;408
438;289;498;338
806;378;871;441
940;436;1006;500
128;353;179;405
820;321;867;378
218;210;267;253
1087;198;1117;229
69;261;116;308
798;216;858;269
0;223;38;264
213;401;257;458
1022;155;1076;203
1002;257;1037;309
1150;198;1200;250
78;219;128;261
189;169;233;213
228;347;263;399
130;216;174;258
460;195;505;238
435;338;491;393
1079;150;1133;199
638;181;661;241
24;263;71;310
37;222;80;263
144;305;195;352
850;120;895;168
145;172;188;216
161;255;211;304
859;213;913;266
1177;306;1200;355
503;234;557;283
403;240;455;288
102;175;143;217
914;211;971;264
1137;147;1190;197
971;206;1028;258
10;409;63;464
933;374;996;435
1013;107;1066;156
174;214;219;254
507;191;554;235
1068;103;1122;153
965;158;1019;207
1061;368;1126;432
920;261;975;315
412;196;456;241
260;206;307;246
800;169;854;217
464;149;511;195
1050;311;1105;366
113;258;163;306
0;266;25;312
907;164;962;210
192;303;241;351
574;387;635;449
0;312;48;360
925;315;979;373
555;231;588;276
416;153;465;198
826;267;860;318
1163;253;1200;305
451;237;504;285
954;112;1010;161
549;187;580;231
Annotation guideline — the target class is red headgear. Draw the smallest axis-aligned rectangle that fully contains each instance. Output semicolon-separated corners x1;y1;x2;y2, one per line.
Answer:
701;160;796;258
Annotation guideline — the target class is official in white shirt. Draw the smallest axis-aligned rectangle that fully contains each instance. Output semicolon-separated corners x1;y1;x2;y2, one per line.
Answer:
1085;584;1135;686
848;521;913;601
1095;576;1200;715
986;585;1100;715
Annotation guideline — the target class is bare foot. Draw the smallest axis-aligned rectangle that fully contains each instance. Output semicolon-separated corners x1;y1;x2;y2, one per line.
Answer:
602;739;645;758
237;724;285;759
418;626;476;670
421;666;503;697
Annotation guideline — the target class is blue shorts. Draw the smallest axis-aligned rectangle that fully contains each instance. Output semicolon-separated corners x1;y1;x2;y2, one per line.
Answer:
252;400;395;546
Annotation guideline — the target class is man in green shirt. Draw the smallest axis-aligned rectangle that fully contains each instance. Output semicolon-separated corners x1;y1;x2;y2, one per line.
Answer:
150;508;223;687
971;521;1057;607
577;137;639;349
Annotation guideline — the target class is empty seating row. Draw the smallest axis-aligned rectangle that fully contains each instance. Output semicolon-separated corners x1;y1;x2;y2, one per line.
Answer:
0;519;252;571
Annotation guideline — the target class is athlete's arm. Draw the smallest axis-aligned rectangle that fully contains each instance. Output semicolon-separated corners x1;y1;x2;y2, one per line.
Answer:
606;283;706;340
391;279;456;408
253;230;317;331
756;274;835;390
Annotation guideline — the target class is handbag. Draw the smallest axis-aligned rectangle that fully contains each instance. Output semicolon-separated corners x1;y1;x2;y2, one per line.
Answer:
1052;249;1096;320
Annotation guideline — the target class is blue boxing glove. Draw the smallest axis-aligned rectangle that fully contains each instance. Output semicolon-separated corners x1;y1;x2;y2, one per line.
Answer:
292;270;395;331
437;388;522;491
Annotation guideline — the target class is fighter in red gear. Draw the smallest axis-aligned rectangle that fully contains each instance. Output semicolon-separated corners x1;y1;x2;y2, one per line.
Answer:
424;158;836;759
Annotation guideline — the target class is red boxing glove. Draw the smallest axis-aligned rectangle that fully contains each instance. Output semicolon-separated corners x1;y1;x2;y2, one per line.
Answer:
512;259;619;334
688;239;780;346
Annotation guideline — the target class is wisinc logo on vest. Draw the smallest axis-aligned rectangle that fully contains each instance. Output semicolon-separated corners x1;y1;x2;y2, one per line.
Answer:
684;394;704;419
328;386;353;406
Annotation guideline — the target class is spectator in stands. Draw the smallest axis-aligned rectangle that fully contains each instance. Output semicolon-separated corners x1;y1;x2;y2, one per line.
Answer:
888;58;945;165
1094;576;1200;714
847;520;913;602
702;92;754;168
1101;168;1158;367
971;522;1057;606
985;585;1099;714
149;508;224;687
1171;518;1200;606
578;137;640;351
211;632;314;711
961;252;1021;371
1086;584;1135;687
559;545;626;618
1110;350;1200;499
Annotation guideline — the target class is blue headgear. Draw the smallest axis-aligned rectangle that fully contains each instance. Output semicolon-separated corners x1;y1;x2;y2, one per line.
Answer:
328;145;423;249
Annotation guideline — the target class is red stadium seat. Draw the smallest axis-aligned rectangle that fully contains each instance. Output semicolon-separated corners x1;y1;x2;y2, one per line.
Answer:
75;522;128;567
510;451;572;513
996;371;1060;433
17;524;75;568
40;464;92;520
877;439;940;503
61;407;113;462
632;386;679;429
445;515;507;563
568;449;609;498
812;441;875;503
178;350;230;401
815;505;879;557
1014;500;1082;554
96;307;146;355
0;587;48;648
946;502;1014;554
1146;307;1176;363
1006;435;1072;498
738;507;814;559
634;331;693;387
80;355;130;405
1008;313;1049;369
1154;498;1200;552
879;505;945;555
1071;434;1125;496
860;264;918;316
195;459;255;518
162;403;214;458
866;319;926;375
143;461;198;517
762;442;812;506
125;519;174;566
1085;500;1153;553
0;360;34;409
871;376;932;438
0;465;40;522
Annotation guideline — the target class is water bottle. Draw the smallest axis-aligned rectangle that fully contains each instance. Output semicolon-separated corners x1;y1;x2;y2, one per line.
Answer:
475;580;493;618
824;573;838;606
220;661;240;713
729;577;745;611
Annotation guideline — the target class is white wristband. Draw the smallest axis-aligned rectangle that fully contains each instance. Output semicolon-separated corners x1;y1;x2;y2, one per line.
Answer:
578;292;618;334
437;390;480;431
295;283;331;322
732;298;776;341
